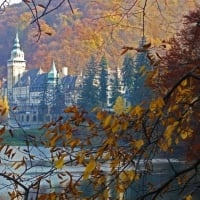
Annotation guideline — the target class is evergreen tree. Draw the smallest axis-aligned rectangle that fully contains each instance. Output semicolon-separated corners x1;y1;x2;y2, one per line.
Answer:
110;68;122;107
132;37;152;106
78;56;99;111
122;53;135;105
38;80;48;122
50;78;65;120
98;56;108;109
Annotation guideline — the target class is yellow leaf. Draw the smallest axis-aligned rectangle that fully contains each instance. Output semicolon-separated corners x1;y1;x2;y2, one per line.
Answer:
180;129;193;140
111;117;120;133
121;120;129;130
164;121;179;140
103;189;109;199
120;170;140;182
0;96;9;121
98;176;106;185
150;97;165;111
185;194;192;200
139;65;147;76
181;79;187;87
83;158;96;180
55;155;65;169
76;152;85;164
66;131;72;139
131;105;144;117
117;184;125;193
139;65;146;73
103;115;112;127
69;139;81;150
175;137;179;145
132;139;144;151
50;134;62;147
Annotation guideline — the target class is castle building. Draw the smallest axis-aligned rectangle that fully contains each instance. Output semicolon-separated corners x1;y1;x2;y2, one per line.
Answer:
2;33;80;128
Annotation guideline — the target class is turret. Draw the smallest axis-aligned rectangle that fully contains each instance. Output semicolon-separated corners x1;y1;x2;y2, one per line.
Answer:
47;60;58;84
7;32;26;98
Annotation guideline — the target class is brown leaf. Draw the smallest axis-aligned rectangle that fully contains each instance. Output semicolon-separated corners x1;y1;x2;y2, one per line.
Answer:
143;42;151;49
45;32;52;36
38;4;45;9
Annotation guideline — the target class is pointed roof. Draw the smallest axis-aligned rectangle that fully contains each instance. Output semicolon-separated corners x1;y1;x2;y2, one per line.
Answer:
14;32;20;49
48;60;58;79
8;32;25;62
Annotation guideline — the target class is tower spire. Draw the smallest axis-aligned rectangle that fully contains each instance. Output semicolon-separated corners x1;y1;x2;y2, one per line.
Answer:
13;31;20;50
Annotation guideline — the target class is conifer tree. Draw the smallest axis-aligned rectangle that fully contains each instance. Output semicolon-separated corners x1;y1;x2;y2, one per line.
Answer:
98;56;108;109
122;53;135;105
50;78;65;120
38;85;48;122
78;56;99;111
132;37;152;105
110;68;122;107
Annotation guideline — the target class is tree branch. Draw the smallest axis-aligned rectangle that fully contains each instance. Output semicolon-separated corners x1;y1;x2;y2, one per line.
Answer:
138;158;200;200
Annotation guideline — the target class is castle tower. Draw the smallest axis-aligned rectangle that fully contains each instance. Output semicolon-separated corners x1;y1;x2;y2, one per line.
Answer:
47;60;58;85
7;32;26;99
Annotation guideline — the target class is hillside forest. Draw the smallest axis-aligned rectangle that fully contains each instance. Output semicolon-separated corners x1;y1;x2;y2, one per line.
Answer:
0;0;198;77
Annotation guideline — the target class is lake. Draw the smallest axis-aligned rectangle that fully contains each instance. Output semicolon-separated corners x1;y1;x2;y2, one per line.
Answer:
0;146;195;199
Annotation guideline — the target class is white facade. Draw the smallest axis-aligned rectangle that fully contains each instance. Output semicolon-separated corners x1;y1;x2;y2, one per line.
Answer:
3;33;79;128
7;32;26;95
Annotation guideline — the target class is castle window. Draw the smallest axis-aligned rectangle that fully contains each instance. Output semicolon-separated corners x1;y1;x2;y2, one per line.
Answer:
33;115;37;122
26;115;29;122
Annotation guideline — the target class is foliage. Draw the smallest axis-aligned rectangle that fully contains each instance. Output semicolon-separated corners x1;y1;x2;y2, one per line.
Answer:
0;96;9;123
0;1;200;200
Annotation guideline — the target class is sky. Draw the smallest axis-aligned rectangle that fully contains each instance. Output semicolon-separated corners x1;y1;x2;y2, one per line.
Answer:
0;0;22;5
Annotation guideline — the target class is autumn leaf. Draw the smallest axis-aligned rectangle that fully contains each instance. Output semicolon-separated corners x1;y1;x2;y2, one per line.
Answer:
120;170;140;182
150;97;165;111
23;0;31;3
164;121;179;140
132;139;144;151
103;114;112;127
96;110;106;120
185;194;192;200
181;79;188;87
0;126;5;135
38;4;45;9
69;139;81;150
180;129;193;140
83;158;96;180
55;155;65;169
131;105;144;117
